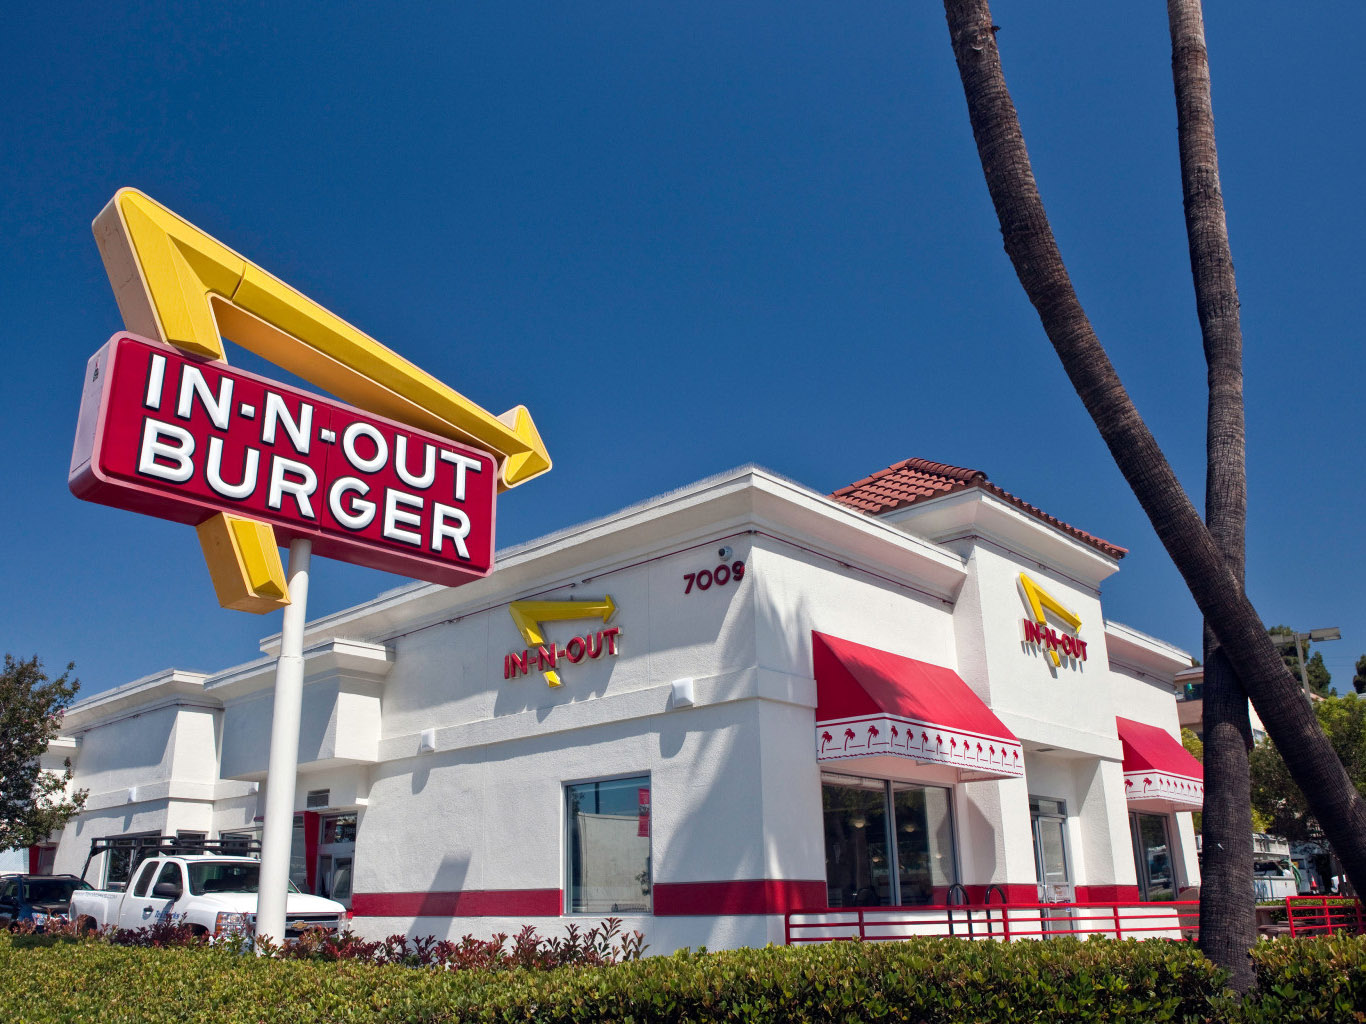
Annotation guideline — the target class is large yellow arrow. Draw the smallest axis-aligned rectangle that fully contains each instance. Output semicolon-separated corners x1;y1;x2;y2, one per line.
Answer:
1019;572;1083;667
508;596;617;687
93;189;551;491
92;189;551;614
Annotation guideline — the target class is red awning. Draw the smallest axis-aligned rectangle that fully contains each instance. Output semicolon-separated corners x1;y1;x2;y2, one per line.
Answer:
1116;717;1204;810
812;631;1023;780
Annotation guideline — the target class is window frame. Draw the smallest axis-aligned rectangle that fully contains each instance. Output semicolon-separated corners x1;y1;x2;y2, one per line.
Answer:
153;862;184;898
1128;811;1176;902
562;772;652;916
820;770;960;909
131;860;160;898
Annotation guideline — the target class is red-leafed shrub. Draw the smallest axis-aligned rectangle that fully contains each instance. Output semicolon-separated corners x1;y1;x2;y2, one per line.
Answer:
256;916;647;968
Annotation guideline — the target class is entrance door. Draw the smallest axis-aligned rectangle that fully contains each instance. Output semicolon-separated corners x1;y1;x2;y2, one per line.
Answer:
1129;813;1175;901
1030;797;1073;932
316;813;357;908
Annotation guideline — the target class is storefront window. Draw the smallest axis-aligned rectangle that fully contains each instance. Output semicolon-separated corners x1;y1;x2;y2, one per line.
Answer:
565;776;651;914
1129;813;1174;901
822;772;956;907
219;829;259;856
893;783;955;904
322;813;357;844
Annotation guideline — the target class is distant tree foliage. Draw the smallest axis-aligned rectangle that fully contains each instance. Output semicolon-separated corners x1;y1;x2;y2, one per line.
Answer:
1353;655;1366;696
1267;625;1334;697
1181;728;1204;762
1250;693;1366;843
0;655;88;851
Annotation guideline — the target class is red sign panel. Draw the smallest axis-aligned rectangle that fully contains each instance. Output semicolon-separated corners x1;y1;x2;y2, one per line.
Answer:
637;786;651;838
70;334;498;586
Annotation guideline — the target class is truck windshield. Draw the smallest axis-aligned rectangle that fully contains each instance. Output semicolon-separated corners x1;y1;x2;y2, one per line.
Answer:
187;863;300;896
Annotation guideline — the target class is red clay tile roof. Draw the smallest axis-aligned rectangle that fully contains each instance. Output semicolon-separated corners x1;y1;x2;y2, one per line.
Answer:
830;458;1127;560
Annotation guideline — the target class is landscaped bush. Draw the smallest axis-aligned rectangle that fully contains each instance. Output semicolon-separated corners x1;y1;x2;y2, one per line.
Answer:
1241;934;1366;1024
258;918;648;969
6;915;645;967
8;923;1366;1023
0;931;1235;1024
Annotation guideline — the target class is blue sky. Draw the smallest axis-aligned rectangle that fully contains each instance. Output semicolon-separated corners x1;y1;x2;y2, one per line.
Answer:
3;3;1363;698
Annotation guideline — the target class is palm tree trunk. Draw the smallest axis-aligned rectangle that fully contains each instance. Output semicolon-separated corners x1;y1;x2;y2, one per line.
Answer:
942;0;1366;907
1167;0;1256;989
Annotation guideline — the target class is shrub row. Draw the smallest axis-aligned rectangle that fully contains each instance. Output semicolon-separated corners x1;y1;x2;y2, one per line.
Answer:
3;931;1365;1024
18;915;645;969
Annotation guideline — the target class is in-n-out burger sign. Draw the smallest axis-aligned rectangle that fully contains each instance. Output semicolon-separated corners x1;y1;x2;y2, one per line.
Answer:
70;334;497;586
1018;572;1087;667
73;188;551;612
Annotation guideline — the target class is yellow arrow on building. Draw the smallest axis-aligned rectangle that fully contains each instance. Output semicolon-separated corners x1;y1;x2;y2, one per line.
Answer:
508;596;617;687
1019;572;1083;667
92;189;552;613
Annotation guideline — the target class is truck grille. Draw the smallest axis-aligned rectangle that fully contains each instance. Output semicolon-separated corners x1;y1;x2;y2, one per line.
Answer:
284;915;339;937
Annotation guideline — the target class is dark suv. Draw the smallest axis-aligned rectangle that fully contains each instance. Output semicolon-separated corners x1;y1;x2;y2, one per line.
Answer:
0;875;93;928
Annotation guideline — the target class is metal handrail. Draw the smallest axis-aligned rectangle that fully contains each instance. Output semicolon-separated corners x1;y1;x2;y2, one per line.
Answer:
785;898;1199;945
945;883;971;938
982;883;1008;940
1284;894;1365;937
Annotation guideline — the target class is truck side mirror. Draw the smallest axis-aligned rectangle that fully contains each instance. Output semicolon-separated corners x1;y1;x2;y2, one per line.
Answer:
152;881;182;900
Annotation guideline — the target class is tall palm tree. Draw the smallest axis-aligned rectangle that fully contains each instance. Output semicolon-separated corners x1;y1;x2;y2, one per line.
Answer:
1167;0;1256;987
941;0;1366;929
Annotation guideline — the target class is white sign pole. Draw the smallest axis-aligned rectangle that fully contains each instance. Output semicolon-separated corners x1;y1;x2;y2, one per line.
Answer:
255;537;312;947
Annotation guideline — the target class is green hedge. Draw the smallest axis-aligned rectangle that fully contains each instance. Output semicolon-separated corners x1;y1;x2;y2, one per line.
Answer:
1241;934;1366;1024
3;932;1364;1024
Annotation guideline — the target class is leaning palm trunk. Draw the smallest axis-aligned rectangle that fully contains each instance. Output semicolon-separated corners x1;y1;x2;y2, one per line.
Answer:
942;0;1366;906
1167;0;1256;989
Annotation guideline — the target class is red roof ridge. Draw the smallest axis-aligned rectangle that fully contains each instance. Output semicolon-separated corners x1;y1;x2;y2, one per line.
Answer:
830;457;1127;560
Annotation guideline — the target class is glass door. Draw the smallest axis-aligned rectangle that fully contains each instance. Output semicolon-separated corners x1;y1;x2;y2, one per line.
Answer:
1030;797;1073;932
316;813;357;908
1129;813;1175;901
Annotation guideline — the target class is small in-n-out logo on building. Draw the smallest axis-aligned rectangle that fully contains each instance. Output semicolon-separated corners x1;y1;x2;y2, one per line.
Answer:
1019;572;1087;667
503;596;620;687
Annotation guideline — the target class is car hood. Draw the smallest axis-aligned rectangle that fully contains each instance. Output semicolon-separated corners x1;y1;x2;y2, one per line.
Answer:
193;893;346;915
29;900;72;915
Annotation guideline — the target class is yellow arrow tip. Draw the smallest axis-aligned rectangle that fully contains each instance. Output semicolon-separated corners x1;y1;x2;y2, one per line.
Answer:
602;594;616;624
498;405;552;488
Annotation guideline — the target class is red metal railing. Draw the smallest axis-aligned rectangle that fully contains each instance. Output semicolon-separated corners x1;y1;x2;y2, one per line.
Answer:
1284;895;1365;937
785;899;1199;944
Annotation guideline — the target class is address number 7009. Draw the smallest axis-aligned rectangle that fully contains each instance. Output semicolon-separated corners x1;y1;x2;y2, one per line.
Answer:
683;560;746;594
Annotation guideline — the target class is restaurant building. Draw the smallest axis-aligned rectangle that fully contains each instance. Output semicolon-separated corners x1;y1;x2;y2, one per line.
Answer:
45;458;1204;951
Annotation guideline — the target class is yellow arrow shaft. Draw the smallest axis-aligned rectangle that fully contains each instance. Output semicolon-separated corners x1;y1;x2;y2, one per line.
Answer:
511;601;615;623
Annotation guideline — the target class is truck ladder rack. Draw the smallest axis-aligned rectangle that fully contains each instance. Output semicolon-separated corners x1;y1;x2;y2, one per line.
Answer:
80;834;263;885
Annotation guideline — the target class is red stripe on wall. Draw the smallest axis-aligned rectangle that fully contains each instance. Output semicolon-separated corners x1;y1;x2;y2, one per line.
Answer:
28;846;40;874
653;879;828;916
351;889;563;918
1074;884;1142;903
961;883;1037;905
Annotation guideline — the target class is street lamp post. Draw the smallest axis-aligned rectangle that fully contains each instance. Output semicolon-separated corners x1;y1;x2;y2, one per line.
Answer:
1267;626;1341;701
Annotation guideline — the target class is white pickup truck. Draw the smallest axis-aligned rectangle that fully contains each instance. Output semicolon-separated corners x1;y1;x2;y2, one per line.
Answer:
69;837;346;939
